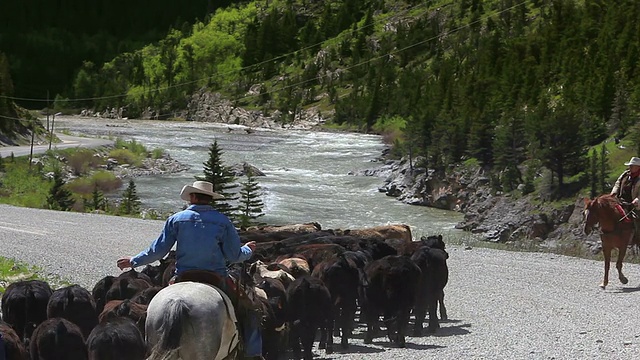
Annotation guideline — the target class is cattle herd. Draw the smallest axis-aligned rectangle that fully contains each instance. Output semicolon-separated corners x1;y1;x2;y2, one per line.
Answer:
0;223;450;360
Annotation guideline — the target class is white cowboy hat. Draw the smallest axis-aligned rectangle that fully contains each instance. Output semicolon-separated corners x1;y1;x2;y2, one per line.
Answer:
180;181;224;201
624;157;640;166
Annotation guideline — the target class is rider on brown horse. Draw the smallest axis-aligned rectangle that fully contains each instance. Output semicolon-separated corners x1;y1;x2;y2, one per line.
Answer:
610;156;640;244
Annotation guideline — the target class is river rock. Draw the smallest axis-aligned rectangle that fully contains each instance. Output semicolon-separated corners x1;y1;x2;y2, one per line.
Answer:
229;162;266;177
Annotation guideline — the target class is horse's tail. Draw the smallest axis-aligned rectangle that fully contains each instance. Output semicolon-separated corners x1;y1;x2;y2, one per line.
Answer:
148;298;190;359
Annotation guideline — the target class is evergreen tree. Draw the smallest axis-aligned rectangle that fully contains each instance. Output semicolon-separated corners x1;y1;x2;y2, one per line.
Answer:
90;185;105;211
47;169;74;211
196;140;237;217
0;52;14;121
237;173;265;229
590;148;598;199
535;100;586;197
599;143;609;194
522;163;536;196
0;153;4;172
120;179;141;215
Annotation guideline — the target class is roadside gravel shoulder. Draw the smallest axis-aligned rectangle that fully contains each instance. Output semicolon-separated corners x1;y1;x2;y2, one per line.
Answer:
1;204;639;359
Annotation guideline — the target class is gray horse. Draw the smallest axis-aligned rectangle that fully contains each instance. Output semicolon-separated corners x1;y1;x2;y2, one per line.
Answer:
146;281;240;360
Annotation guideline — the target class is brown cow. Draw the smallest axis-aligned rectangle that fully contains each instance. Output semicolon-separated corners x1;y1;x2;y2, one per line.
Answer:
0;321;28;360
334;224;413;251
244;222;322;233
277;257;310;278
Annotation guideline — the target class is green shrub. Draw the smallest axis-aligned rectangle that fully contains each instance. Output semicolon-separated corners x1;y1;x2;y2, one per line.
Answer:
151;148;165;159
114;138;147;156
67;148;99;176
67;171;122;195
109;148;142;167
93;171;123;192
373;115;406;145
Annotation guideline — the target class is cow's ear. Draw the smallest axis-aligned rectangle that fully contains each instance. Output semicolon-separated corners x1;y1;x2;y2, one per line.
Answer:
249;262;257;275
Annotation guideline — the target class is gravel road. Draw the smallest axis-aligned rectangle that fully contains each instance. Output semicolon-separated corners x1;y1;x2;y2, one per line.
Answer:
1;204;640;359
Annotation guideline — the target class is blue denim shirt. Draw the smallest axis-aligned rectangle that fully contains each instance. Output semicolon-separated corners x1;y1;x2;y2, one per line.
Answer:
130;204;252;276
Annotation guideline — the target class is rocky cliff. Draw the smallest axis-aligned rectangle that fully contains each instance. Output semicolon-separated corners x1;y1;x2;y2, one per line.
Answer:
354;156;602;254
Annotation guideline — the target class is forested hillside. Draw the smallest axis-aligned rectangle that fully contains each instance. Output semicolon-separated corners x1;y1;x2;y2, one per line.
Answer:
3;0;640;199
0;0;230;106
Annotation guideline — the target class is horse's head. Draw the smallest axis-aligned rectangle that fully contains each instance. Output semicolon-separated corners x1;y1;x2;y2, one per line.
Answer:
583;197;598;235
583;194;625;235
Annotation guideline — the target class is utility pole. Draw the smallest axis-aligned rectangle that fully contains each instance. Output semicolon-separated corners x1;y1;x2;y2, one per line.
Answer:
29;118;35;169
49;112;61;150
46;90;50;131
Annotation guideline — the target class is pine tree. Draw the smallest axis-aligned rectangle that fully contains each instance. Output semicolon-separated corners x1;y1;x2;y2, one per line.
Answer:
47;169;74;211
0;52;14;122
590;148;598;198
521;161;538;196
237;173;265;229
196;140;238;218
120;179;141;215
90;185;105;211
599;143;609;194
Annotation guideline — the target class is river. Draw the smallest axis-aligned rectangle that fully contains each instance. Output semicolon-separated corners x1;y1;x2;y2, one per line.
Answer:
53;116;464;239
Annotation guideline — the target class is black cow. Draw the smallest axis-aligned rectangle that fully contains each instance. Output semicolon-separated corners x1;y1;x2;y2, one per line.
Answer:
0;321;28;360
47;285;98;339
256;277;288;360
311;253;361;349
410;237;449;335
104;277;152;303
1;280;52;344
421;234;448;320
254;295;281;360
140;250;175;286
86;317;146;360
286;276;334;360
129;286;162;306
361;255;421;347
30;318;87;360
91;276;115;314
98;300;147;337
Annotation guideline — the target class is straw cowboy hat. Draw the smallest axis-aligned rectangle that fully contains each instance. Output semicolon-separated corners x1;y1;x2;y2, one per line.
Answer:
180;181;224;201
624;157;640;167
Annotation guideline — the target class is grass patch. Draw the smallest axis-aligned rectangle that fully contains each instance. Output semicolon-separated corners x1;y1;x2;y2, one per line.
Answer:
0;257;70;293
0;160;50;208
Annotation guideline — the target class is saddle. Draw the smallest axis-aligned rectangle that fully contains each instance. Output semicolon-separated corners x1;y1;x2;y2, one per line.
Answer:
175;270;262;314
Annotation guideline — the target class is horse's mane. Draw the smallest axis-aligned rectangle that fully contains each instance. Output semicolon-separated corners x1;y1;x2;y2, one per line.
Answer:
595;194;621;209
590;194;628;225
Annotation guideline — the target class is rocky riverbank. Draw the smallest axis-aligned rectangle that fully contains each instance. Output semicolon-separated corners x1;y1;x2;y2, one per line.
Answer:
82;88;329;131
353;156;602;253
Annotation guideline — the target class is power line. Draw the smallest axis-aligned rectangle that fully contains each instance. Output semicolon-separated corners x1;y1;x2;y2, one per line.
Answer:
0;1;435;103
1;0;531;122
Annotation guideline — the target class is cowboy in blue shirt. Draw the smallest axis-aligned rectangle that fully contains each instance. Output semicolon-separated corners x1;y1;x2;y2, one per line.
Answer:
117;180;262;359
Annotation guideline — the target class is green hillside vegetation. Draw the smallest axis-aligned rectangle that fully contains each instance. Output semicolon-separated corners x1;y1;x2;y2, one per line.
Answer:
0;139;163;215
3;0;640;201
0;0;237;106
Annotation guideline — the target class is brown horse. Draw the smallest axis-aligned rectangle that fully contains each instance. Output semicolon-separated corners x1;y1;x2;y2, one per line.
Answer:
583;194;635;289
